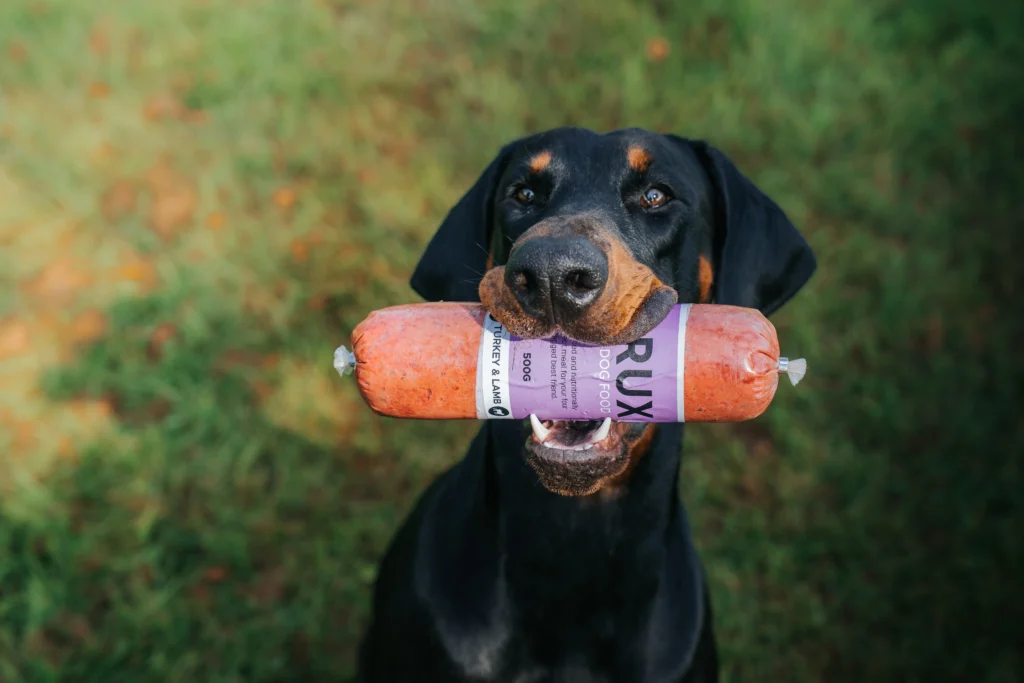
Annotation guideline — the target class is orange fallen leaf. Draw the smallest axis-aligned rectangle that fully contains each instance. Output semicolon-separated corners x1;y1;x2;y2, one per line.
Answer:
140;92;208;124
170;72;194;90
92;142;118;164
112;259;159;289
79;555;104;572
13;419;37;450
100;180;136;220
645;37;670;62
250;380;273;401
0;318;31;360
306;294;327;311
205;211;226;230
70;309;107;344
58;436;76;459
60;612;95;644
89;24;109;56
143;95;186;122
245;566;287;606
274;187;297;209
183;110;208;125
150;190;197;236
88;82;111;99
216;350;256;371
189;584;212;606
69;398;114;422
8;42;28;63
23;258;94;304
146;160;198;239
337;243;366;261
370;258;390;279
215;350;280;375
147;323;177;361
204;566;229;582
289;238;309;262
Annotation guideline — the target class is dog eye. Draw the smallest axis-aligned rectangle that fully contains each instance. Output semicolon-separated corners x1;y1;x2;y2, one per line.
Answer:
513;185;536;204
640;186;671;209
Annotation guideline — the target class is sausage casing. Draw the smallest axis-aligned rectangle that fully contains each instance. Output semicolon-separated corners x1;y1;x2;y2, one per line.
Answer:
335;303;804;423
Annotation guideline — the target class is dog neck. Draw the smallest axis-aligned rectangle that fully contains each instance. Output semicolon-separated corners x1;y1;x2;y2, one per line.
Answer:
481;421;696;603
414;421;704;678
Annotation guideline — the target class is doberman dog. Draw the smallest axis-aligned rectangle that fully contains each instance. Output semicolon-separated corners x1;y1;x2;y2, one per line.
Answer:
356;127;816;682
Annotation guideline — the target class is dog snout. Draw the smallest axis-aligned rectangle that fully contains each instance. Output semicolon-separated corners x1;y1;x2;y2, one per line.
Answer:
504;236;609;324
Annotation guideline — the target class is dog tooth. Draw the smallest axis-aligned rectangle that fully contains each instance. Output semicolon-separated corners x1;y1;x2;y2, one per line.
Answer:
588;417;612;444
530;414;552;443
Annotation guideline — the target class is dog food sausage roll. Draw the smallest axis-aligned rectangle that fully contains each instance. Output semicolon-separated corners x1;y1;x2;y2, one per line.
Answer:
333;303;806;423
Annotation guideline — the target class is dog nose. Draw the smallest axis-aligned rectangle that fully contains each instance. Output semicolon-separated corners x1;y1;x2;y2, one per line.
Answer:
504;236;608;323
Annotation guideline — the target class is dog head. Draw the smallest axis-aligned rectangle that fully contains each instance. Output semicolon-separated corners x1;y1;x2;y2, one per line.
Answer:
411;127;815;496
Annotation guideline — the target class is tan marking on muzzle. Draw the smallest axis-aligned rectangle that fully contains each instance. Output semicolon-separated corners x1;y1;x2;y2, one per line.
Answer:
597;424;657;500
698;255;714;303
478;220;563;337
568;227;673;342
478;251;554;339
479;219;675;345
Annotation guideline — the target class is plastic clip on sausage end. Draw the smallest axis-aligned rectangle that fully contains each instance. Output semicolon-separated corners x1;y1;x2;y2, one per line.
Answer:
334;345;357;377
332;302;807;423
777;357;807;386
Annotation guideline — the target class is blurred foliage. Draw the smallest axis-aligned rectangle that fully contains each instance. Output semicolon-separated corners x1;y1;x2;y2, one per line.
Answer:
0;0;1020;680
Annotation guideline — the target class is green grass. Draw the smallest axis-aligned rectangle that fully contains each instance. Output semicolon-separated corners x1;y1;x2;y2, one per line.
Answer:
1;0;1021;680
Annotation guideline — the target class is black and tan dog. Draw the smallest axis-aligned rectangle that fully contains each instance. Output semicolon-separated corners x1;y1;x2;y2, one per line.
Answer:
356;127;816;682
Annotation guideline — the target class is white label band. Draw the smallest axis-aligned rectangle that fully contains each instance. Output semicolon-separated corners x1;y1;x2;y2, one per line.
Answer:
476;314;514;419
676;303;691;422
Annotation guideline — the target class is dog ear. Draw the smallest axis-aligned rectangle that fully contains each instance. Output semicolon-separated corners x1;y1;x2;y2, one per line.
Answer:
409;142;518;302
684;138;817;316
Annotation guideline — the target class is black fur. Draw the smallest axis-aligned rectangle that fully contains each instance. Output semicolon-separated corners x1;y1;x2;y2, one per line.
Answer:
360;127;815;682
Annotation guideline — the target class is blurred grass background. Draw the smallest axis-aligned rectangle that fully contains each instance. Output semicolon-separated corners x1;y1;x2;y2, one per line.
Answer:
1;0;1021;680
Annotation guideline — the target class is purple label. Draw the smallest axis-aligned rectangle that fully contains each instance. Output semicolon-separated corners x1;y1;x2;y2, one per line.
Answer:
476;305;687;422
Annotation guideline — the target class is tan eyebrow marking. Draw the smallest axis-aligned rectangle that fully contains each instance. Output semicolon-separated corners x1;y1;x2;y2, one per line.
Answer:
627;146;652;172
528;151;552;173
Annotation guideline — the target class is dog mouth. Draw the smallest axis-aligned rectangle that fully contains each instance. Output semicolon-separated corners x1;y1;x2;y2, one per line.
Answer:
523;415;642;496
526;414;621;460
